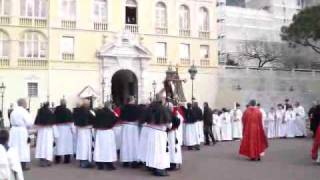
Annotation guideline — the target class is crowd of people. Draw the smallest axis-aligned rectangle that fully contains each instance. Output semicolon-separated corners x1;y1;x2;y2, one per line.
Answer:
1;96;320;180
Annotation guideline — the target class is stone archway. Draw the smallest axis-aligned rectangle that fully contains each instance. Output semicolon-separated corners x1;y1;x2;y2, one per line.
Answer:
111;69;138;105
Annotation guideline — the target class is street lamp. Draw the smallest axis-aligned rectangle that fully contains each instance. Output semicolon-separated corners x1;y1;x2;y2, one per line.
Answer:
101;78;106;103
152;80;157;99
0;82;6;128
188;64;197;102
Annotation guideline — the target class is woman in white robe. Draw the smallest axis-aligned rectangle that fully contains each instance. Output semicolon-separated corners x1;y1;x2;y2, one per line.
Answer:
221;108;232;141
276;104;286;138
266;108;276;138
9;98;33;171
231;104;243;139
294;102;307;137
212;110;222;141
285;106;297;138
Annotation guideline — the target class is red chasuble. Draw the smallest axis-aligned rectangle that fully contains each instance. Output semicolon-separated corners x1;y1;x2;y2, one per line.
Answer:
311;127;320;160
239;107;268;159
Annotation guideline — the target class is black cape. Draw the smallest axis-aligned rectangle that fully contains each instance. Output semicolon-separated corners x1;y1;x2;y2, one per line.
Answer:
185;108;196;123
193;106;203;121
93;108;117;129
34;107;55;126
73;107;95;127
54;105;73;124
120;104;140;122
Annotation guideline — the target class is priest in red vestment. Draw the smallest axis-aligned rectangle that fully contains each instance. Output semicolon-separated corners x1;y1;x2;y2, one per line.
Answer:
239;100;268;161
311;127;320;163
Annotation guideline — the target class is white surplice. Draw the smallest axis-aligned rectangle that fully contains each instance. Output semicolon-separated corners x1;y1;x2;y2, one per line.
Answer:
55;123;75;156
221;112;232;141
0;145;24;180
285;110;297;138
212;114;222;141
94;129;117;162
120;122;140;162
76;126;93;161
231;109;243;139
35;126;59;161
276;109;286;138
266;112;276;138
9;106;34;163
294;106;307;137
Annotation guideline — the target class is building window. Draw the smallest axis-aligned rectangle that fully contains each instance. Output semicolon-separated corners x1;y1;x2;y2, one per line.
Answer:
200;45;209;59
179;5;190;30
156;42;167;58
20;0;47;18
61;36;74;60
0;31;9;57
27;82;38;97
61;0;76;20
93;0;107;22
180;43;190;59
20;32;47;58
125;0;137;24
0;0;10;16
155;2;167;28
199;7;209;32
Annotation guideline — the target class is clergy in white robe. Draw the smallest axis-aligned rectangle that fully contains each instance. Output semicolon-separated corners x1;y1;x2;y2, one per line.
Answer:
212;111;222;141
266;108;276;138
93;104;117;170
276;104;286;138
34;102;58;167
119;100;141;167
258;104;267;132
9;98;33;171
193;102;204;144
294;102;307;137
231;104;243;139
0;129;24;180
285;106;297;138
221;108;232;141
73;100;95;168
54;100;74;164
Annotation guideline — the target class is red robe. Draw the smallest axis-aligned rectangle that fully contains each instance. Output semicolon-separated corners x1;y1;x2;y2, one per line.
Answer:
239;107;268;159
311;127;320;160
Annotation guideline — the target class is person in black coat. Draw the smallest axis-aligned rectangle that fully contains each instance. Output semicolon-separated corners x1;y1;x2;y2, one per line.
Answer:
203;102;216;145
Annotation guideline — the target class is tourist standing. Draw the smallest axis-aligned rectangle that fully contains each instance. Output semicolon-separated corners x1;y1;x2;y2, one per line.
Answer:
203;102;215;145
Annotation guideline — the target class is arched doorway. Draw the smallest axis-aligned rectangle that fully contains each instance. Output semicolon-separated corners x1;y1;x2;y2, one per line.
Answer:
111;70;138;105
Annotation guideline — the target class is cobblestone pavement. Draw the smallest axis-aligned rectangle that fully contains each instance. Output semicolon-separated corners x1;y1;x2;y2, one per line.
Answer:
25;139;320;180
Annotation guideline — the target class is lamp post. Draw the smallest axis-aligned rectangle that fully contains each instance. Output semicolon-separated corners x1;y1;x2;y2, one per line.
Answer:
152;80;157;99
188;64;197;103
101;78;106;103
0;82;6;128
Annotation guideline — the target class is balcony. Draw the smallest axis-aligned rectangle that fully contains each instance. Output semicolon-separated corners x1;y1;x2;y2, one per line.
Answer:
125;24;139;34
94;22;108;31
155;27;168;35
179;29;191;37
62;53;74;60
200;59;210;67
61;20;76;29
18;58;48;69
0;57;9;68
34;18;47;27
0;16;10;25
156;57;167;65
199;31;210;39
19;17;32;26
180;58;191;66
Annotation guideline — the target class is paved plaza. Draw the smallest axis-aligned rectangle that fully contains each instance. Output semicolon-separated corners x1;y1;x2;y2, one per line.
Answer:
25;139;319;180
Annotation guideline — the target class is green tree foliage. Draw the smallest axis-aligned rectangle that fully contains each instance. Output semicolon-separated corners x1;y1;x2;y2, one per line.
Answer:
281;5;320;54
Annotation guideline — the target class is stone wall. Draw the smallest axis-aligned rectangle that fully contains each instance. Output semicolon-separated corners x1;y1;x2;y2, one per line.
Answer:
215;66;320;111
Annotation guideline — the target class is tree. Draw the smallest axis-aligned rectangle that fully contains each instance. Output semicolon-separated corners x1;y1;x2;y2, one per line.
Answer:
239;40;283;68
281;5;320;54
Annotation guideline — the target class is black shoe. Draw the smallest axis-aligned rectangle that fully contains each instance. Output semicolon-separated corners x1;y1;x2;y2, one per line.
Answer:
131;161;140;168
105;163;116;170
96;162;104;170
55;156;61;164
80;161;94;169
21;162;31;171
123;162;130;168
64;155;71;164
195;145;200;151
168;163;177;171
187;146;193;151
204;142;210;146
153;169;169;176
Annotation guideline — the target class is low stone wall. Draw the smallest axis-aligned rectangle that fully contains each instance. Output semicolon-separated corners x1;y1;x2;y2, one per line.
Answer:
215;66;320;111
